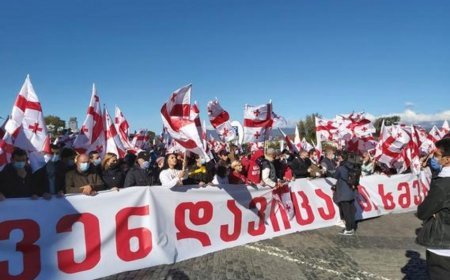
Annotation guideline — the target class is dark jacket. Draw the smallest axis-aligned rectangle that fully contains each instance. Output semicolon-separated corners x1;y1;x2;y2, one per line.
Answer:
417;176;450;248
288;156;311;178
124;166;153;187
65;168;105;194
102;165;125;189
332;161;356;203
321;157;337;177
0;164;49;198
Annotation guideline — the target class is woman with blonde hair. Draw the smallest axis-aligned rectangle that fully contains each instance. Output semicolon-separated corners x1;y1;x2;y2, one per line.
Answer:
101;152;124;190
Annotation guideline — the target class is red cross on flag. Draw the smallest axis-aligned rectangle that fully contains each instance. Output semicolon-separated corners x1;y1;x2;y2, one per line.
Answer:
3;75;51;172
315;117;338;142
105;106;126;158
427;125;444;143
114;106;134;151
0;132;14;171
278;128;298;153
161;84;208;158
73;84;106;156
243;102;273;143
207;99;236;142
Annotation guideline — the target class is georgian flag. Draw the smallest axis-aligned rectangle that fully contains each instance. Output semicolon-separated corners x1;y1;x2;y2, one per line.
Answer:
105;106;126;158
73;84;106;156
336;112;375;140
114;106;134;150
0;132;14;171
243;102;273;143
315;117;338;142
207;99;236;142
441;120;449;135
428;125;444;143
278;128;297;153
4;75;51;172
160;84;208;158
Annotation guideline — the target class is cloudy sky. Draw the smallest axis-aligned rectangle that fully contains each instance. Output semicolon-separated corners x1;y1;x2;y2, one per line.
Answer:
0;0;449;132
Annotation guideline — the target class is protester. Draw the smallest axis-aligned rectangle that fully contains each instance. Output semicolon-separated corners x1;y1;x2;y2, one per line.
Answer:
217;149;231;168
361;151;374;176
54;148;77;194
89;150;102;174
333;152;358;235
187;154;213;186
159;153;187;188
65;153;104;195
261;148;282;188
308;149;323;178
417;138;450;279
152;156;165;185
46;144;61;195
124;151;154;187
288;150;312;179
101;152;125;190
246;148;264;185
0;148;50;200
321;149;337;177
212;164;229;184
229;160;251;184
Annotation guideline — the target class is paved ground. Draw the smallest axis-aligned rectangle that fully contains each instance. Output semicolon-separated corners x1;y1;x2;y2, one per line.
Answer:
100;212;429;280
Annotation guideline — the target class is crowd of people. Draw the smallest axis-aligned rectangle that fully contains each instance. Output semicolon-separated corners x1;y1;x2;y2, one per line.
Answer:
1;137;450;278
0;140;446;200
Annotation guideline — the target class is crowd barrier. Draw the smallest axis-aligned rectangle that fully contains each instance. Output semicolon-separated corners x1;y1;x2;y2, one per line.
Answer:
0;171;431;279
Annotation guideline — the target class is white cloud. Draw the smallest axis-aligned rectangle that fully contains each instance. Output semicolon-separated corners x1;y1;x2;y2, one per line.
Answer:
404;101;415;109
377;109;450;123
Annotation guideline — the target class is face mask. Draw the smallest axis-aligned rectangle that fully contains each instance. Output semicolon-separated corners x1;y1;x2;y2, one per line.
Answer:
51;154;60;162
14;161;26;169
79;162;90;172
200;158;206;165
140;161;150;169
92;158;101;166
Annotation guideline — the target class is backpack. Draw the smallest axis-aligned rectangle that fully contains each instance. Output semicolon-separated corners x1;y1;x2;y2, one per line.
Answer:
345;163;361;189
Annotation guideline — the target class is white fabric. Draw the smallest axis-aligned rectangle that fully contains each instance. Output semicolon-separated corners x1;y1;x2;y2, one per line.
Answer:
261;167;276;188
0;172;431;279
212;175;229;185
159;168;183;188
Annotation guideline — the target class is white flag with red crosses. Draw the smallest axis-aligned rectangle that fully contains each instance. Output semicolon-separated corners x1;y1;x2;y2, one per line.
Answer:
243;102;273;143
105;106;127;158
3;75;51;172
73;84;106;156
207;99;236;142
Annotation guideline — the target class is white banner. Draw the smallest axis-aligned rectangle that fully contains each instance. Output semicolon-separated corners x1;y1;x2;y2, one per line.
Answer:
0;172;430;279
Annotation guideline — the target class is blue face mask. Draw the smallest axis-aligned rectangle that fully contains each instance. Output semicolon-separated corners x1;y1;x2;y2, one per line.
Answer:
13;161;26;169
51;154;60;162
200;158;206;165
92;158;102;166
140;161;150;169
79;162;90;172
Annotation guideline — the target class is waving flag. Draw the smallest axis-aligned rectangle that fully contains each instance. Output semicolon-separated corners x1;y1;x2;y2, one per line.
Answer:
441;120;449;135
105;106;126;158
207;99;236;142
114;106;134;150
315;117;338;142
161;84;208;158
243;102;273;143
73;84;106;156
0;132;14;171
428;125;444;143
4;75;51;172
278;128;297;153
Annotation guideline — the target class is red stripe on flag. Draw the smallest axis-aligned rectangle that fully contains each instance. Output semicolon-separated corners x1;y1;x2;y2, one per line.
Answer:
15;95;42;112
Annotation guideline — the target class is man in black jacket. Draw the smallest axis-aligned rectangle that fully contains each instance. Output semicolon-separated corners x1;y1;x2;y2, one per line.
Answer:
124;151;153;187
0;148;50;200
287;150;312;179
417;138;450;279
